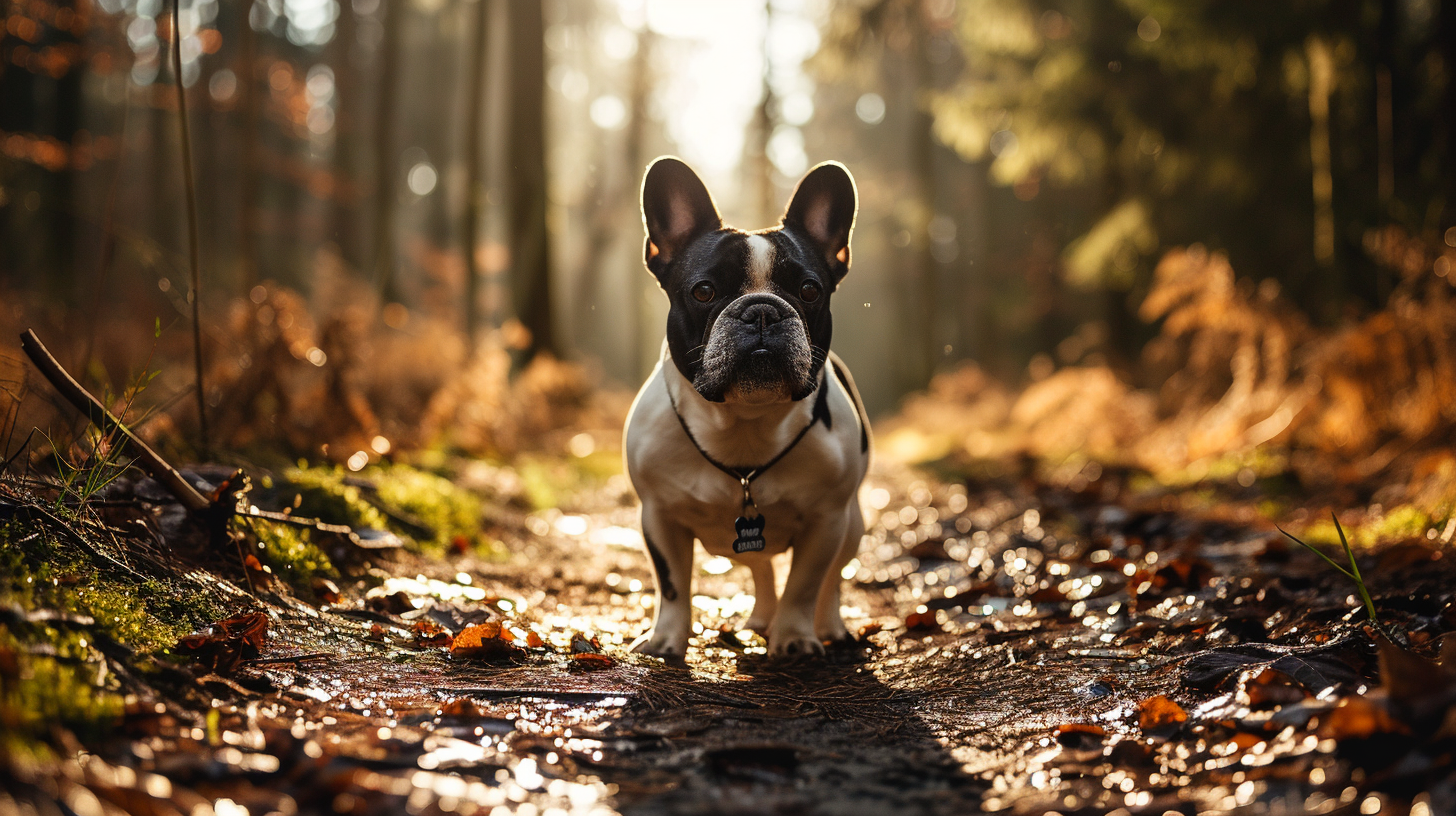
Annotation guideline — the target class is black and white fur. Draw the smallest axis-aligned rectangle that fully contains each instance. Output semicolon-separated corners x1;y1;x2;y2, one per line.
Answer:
624;157;871;657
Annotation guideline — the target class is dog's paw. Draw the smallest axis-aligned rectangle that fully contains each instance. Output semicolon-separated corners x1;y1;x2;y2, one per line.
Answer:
815;623;850;644
815;619;851;644
630;628;688;658
767;624;825;657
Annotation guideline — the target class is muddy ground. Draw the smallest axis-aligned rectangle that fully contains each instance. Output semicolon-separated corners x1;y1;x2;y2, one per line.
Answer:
4;455;1456;816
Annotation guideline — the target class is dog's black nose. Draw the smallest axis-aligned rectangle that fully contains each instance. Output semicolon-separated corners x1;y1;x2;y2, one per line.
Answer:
738;302;785;327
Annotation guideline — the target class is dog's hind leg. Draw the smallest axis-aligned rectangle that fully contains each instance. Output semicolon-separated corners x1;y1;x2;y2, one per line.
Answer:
814;502;864;643
630;504;695;658
742;555;777;633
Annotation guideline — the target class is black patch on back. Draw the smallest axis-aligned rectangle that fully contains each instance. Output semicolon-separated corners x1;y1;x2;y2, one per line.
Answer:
832;360;870;453
812;367;832;429
643;532;677;602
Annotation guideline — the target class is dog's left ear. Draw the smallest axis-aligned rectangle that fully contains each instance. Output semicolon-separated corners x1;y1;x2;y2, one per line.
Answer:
782;161;857;286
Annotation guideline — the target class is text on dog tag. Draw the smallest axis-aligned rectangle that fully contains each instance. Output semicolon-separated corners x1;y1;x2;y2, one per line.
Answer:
733;514;765;554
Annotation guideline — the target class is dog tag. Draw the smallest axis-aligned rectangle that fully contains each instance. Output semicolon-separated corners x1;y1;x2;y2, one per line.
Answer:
733;514;766;554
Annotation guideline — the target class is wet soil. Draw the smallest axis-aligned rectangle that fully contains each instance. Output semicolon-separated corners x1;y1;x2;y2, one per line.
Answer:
7;460;1456;815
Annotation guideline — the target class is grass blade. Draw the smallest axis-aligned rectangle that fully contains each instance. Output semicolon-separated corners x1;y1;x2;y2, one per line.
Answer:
1276;525;1356;579
1331;513;1380;625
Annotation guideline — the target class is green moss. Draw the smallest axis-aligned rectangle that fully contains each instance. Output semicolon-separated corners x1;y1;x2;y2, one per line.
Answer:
0;633;124;740
0;521;207;654
248;521;338;589
374;465;484;555
283;466;390;530
283;464;500;556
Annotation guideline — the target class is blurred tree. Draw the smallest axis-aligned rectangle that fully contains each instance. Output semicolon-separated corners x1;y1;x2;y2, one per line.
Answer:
0;0;87;292
371;0;404;304
461;0;490;349
503;0;555;360
821;0;1454;365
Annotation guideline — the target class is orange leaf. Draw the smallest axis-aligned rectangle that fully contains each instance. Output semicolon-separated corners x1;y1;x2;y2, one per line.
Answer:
1320;696;1409;740
450;623;523;660
904;611;940;631
570;652;615;671
1136;695;1188;731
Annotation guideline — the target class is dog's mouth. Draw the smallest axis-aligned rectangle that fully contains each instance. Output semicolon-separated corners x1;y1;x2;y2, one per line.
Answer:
692;294;817;403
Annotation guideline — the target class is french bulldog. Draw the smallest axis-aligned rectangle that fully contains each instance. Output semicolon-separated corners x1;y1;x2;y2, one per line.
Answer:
623;156;871;657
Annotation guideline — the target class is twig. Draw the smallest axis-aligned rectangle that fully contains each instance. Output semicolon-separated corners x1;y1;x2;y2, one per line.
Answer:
171;0;209;457
19;330;212;513
239;506;374;548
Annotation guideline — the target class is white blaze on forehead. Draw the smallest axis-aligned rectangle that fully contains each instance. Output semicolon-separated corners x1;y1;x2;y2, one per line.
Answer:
744;234;776;292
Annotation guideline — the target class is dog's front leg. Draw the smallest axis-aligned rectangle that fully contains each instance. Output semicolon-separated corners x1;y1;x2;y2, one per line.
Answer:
630;503;695;657
768;510;849;656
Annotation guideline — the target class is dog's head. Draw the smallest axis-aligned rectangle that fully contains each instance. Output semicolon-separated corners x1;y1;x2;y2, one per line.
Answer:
640;157;857;404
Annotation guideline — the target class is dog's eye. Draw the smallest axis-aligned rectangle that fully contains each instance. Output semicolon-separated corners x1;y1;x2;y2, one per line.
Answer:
799;281;822;303
692;282;715;303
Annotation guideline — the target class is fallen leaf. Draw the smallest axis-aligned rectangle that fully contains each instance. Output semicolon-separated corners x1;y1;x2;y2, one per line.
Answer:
1053;723;1106;748
1320;695;1409;739
1137;695;1188;731
569;652;615;671
440;698;483;718
904;611;940;631
412;619;452;648
450;623;523;661
1228;732;1265;752
1239;668;1309;708
243;554;272;586
174;612;269;674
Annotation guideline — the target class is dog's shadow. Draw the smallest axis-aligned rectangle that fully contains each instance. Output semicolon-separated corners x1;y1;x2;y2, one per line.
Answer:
597;638;987;814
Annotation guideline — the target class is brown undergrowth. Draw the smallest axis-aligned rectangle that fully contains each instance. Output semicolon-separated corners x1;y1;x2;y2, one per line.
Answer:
0;274;632;474
881;228;1456;536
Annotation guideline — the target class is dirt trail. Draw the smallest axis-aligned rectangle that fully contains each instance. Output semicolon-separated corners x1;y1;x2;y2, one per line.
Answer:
6;458;1456;816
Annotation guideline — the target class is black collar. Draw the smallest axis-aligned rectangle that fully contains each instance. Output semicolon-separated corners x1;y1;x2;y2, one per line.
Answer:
665;364;830;491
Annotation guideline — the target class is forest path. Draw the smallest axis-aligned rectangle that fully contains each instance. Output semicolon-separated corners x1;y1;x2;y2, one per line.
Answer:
17;454;1455;816
180;457;1448;816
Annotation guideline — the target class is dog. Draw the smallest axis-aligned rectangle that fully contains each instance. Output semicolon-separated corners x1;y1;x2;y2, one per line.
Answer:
623;156;871;657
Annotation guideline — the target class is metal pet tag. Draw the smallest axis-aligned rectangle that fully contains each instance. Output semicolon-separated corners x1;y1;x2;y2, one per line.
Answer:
733;514;766;554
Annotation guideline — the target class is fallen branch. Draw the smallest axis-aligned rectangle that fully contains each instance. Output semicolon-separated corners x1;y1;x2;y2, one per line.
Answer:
19;330;212;513
18;329;396;555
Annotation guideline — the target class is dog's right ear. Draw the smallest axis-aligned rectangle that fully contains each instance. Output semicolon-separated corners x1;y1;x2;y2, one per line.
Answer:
641;157;721;280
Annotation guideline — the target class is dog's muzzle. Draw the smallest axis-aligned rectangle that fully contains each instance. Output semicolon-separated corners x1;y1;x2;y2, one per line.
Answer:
694;293;815;402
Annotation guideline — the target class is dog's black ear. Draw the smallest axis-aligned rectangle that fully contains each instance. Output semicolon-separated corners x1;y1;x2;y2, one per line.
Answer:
782;161;857;286
641;157;721;280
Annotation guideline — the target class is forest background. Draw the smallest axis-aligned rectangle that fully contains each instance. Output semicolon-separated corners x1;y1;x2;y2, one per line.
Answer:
2;0;1455;488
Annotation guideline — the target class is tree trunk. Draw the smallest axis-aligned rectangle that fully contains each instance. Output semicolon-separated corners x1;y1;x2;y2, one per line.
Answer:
371;0;405;304
503;0;554;360
461;0;490;351
236;0;260;290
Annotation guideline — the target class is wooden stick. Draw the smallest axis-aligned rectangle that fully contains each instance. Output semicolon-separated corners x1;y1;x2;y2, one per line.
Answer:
18;330;213;513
